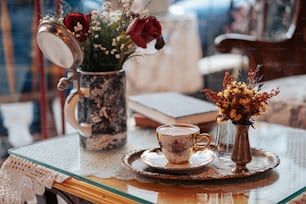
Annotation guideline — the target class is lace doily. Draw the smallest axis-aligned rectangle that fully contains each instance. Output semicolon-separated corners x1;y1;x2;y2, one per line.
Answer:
0;125;158;203
0;155;68;204
8;125;159;181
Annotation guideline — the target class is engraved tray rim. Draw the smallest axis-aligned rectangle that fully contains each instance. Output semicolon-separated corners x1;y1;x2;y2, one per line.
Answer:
122;147;280;181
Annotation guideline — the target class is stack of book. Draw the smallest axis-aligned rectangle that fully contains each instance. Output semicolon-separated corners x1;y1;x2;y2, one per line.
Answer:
128;92;218;132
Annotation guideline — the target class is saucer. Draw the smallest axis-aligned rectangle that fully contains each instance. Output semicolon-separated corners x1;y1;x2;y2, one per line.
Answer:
140;148;215;173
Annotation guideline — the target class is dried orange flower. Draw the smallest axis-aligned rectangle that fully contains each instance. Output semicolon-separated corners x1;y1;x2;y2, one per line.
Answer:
202;66;280;126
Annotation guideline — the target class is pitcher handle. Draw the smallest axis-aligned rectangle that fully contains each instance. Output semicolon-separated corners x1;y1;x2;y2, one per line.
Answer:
64;88;92;137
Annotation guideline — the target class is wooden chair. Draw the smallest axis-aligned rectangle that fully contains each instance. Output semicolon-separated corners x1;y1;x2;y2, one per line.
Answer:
214;0;306;81
213;0;306;129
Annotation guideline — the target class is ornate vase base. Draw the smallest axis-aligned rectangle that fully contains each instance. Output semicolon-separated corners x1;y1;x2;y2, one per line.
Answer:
232;164;249;173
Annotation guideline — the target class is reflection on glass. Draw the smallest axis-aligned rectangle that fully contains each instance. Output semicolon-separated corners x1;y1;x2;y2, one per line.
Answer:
214;121;235;170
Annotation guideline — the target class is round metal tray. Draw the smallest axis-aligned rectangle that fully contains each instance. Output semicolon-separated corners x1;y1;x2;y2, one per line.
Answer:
122;147;280;181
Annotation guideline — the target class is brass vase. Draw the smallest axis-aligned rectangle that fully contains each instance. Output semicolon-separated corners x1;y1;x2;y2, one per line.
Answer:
231;124;252;173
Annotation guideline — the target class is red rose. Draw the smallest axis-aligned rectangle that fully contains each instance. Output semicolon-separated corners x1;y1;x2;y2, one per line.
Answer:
63;12;91;42
126;16;165;49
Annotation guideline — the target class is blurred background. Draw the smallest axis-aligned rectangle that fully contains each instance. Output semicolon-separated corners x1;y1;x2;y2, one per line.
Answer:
0;0;295;165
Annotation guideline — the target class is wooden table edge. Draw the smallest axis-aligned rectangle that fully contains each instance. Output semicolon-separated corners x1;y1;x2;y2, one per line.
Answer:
53;177;140;204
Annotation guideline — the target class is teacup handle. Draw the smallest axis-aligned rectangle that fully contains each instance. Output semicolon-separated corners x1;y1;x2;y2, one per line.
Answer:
64;88;92;137
194;133;211;151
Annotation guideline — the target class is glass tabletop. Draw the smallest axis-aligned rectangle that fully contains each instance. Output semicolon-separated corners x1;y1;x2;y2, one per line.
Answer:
9;122;306;204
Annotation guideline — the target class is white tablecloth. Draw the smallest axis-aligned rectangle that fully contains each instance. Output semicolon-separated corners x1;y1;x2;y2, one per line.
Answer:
1;122;306;203
0;155;68;204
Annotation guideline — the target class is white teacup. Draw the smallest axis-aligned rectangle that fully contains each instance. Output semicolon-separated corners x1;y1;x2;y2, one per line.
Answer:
156;123;211;164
